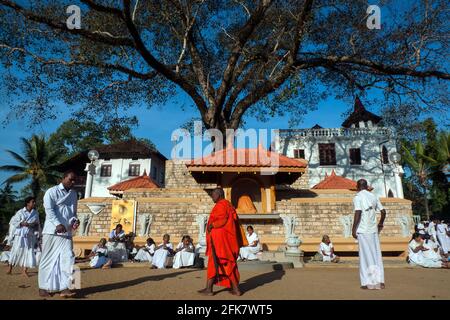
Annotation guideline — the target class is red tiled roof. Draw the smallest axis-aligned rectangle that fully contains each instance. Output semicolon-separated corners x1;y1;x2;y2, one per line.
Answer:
186;145;307;168
108;170;160;192
312;170;357;190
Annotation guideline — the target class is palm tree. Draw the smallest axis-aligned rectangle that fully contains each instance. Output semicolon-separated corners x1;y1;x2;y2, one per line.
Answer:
402;141;440;220
0;182;18;206
0;135;63;199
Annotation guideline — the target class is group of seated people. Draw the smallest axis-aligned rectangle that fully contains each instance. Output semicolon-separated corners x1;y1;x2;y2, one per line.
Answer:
408;217;450;268
134;234;196;269
87;224;266;269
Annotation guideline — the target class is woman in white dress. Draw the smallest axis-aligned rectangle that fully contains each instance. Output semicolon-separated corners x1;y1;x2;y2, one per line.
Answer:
88;238;112;269
7;197;40;276
134;237;156;263
408;233;448;268
318;235;340;263
239;226;261;261
151;234;175;269
173;235;195;269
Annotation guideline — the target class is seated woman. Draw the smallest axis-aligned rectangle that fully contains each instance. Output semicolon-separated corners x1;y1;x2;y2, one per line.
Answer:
106;224;128;263
239;226;261;261
88;238;113;269
173;235;195;269
408;232;448;268
152;234;175;269
134;238;156;263
318;235;340;263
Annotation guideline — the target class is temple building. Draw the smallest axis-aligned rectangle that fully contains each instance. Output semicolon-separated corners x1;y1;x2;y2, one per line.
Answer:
63;98;412;259
273;97;404;198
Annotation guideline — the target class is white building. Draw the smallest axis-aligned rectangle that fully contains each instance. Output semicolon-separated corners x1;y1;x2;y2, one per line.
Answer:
60;140;167;198
274;97;404;198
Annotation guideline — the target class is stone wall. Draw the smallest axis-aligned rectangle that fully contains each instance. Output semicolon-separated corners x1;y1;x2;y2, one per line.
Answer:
288;171;309;190
164;160;216;189
245;198;413;239
77;192;413;248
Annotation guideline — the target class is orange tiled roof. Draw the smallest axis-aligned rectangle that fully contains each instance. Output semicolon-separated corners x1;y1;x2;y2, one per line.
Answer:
186;145;307;168
108;170;160;192
312;170;357;190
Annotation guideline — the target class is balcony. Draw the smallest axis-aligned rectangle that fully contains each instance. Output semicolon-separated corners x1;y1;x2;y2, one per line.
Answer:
279;127;392;138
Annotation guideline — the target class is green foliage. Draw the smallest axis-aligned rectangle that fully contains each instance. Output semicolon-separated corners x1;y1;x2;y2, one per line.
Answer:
400;118;449;219
0;134;64;201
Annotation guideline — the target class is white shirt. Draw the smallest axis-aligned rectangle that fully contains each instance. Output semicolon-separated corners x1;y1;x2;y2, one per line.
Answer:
42;183;78;236
319;242;334;256
246;232;259;247
353;189;384;234
109;230;125;240
176;242;194;252
417;223;426;235
91;244;108;257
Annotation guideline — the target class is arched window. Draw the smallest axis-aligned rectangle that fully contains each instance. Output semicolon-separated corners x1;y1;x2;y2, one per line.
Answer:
382;146;389;164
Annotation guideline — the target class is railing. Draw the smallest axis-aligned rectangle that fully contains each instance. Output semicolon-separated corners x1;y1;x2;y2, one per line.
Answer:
278;127;392;138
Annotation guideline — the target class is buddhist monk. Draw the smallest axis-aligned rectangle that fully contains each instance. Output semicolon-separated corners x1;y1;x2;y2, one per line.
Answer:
198;188;244;296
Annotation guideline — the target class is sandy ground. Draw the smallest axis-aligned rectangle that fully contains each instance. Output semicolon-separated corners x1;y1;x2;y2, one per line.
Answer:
0;263;449;300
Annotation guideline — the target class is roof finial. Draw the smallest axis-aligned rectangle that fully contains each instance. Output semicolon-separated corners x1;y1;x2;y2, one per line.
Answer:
354;96;365;112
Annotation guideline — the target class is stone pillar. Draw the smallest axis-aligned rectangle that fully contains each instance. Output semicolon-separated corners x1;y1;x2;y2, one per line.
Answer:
84;162;96;198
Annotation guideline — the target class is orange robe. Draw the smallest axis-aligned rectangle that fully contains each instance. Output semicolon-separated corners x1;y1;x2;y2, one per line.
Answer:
206;199;244;288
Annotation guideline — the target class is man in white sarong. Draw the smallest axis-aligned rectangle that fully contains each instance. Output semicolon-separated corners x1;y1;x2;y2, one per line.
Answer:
38;171;79;298
151;234;174;269
435;220;449;256
352;179;386;290
7;197;40;276
239;226;261;261
173;235;195;269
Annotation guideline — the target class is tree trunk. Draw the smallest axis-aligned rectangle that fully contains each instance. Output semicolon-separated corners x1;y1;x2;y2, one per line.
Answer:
424;186;430;220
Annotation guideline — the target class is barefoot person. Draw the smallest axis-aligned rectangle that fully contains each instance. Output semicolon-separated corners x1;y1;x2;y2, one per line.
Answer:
38;170;80;298
319;235;340;263
7;197;40;276
88;238;113;269
352;179;386;290
198;188;245;296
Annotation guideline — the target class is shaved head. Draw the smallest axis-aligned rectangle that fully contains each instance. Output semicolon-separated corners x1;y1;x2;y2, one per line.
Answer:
212;188;225;203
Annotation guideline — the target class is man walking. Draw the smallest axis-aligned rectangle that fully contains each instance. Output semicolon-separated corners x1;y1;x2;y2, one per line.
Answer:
352;179;386;290
38;170;79;297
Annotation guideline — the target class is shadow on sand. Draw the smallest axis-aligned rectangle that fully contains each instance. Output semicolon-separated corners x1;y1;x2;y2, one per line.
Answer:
215;270;286;296
75;269;198;299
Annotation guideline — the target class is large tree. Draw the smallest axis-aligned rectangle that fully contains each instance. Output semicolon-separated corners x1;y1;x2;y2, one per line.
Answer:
0;0;448;139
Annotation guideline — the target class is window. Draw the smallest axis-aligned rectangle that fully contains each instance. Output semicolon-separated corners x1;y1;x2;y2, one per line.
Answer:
382;146;389;164
293;149;305;159
349;148;361;165
100;164;112;177
129;164;140;176
151;166;157;180
318;143;336;166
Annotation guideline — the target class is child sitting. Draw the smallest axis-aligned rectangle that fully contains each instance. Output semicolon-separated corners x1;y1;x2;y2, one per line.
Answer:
173;235;195;269
318;235;340;263
152;234;175;269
